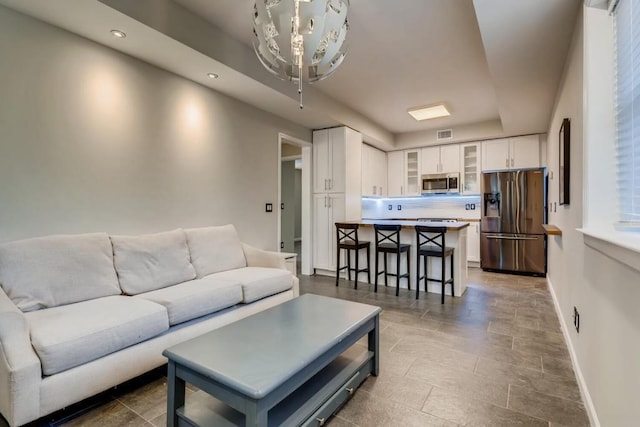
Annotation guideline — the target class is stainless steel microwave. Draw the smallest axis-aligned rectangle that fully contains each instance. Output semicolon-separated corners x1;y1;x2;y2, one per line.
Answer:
421;173;460;194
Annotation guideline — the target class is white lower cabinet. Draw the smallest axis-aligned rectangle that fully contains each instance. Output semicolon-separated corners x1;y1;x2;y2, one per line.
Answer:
466;221;480;264
313;194;345;272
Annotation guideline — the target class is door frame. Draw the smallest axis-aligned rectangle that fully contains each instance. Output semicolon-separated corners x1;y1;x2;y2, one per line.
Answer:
278;132;313;276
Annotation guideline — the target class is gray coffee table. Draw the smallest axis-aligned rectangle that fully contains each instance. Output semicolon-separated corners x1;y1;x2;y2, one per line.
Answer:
163;294;381;427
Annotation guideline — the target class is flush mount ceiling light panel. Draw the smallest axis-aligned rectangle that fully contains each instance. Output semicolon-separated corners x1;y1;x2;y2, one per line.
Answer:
253;0;350;109
408;104;451;121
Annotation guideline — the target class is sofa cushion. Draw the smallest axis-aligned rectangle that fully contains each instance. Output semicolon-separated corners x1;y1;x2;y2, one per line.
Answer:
136;275;243;325
0;233;121;312
24;295;169;375
185;225;247;277
111;229;196;295
210;267;293;303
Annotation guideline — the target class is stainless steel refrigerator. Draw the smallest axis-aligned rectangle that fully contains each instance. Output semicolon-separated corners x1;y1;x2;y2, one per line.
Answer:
480;168;547;275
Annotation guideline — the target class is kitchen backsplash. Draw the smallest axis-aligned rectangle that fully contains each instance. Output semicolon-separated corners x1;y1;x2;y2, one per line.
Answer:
362;195;482;220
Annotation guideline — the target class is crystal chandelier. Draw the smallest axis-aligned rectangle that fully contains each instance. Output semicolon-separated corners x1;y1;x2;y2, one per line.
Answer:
253;0;350;109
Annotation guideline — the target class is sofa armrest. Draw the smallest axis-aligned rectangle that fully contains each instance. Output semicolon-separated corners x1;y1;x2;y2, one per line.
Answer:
242;243;287;270
0;290;41;426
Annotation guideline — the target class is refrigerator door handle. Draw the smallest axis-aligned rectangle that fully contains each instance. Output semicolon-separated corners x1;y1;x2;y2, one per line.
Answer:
485;235;540;241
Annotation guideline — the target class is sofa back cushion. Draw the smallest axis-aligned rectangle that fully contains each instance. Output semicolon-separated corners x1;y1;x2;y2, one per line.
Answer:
185;225;247;277
111;229;196;295
0;233;121;312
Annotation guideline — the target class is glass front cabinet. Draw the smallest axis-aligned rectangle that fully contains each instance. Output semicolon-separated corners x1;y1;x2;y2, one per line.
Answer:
460;143;481;194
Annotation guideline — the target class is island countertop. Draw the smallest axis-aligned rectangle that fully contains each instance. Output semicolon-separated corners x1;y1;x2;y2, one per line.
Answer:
344;219;470;231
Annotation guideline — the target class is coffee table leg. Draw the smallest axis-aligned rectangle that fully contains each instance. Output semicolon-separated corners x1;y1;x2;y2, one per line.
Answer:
245;400;268;427
167;361;186;427
368;314;380;376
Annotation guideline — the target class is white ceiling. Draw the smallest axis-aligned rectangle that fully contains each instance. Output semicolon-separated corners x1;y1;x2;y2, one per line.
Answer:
0;0;581;148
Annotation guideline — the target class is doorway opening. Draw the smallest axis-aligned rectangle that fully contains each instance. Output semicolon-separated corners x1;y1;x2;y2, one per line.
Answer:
278;133;312;276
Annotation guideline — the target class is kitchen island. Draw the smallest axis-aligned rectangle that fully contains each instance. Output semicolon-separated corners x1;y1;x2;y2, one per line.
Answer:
341;220;469;297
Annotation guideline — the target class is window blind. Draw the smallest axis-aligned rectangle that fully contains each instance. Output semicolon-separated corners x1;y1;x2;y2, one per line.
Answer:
615;0;640;223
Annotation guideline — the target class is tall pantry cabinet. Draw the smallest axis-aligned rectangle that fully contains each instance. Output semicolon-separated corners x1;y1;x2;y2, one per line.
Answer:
313;127;362;273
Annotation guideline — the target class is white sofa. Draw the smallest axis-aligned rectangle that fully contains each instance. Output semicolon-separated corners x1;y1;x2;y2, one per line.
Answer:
0;225;299;426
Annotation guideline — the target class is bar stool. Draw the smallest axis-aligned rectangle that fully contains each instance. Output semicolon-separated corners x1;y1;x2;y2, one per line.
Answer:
374;224;410;296
335;223;371;289
415;225;454;303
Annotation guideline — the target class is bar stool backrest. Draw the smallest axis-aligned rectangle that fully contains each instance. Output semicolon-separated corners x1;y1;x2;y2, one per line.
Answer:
415;226;447;253
374;224;402;248
336;222;360;245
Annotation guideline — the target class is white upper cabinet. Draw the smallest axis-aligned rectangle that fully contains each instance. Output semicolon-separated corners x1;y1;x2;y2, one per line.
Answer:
481;135;539;171
386;149;421;196
313;127;348;193
362;144;387;197
313;127;366;195
420;146;440;175
509;135;540;169
482;139;510;171
440;144;460;173
460;142;481;194
404;149;421;195
421;145;460;175
387;151;404;196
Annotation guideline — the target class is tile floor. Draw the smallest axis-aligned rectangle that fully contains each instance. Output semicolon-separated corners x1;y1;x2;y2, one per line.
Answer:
3;269;590;426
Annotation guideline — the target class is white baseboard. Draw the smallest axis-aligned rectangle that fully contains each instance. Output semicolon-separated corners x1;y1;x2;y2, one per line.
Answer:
546;276;600;427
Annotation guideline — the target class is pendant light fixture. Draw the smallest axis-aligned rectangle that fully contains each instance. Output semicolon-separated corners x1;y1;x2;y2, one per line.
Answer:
253;0;350;109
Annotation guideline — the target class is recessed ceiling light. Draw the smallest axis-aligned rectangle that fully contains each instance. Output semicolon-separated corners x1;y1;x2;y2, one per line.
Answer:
207;73;219;79
110;29;127;38
408;104;451;121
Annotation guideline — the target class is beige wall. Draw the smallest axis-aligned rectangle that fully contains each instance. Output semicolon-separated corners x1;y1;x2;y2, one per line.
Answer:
546;6;640;426
0;6;310;248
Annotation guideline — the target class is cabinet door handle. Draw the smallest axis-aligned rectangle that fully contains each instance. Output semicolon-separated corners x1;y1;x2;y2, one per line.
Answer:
373;186;376;195
505;158;509;168
511;158;514;167
328;178;332;190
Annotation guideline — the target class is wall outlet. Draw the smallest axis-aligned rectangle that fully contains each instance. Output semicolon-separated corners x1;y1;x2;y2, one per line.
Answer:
573;306;580;333
397;205;402;210
388;204;393;211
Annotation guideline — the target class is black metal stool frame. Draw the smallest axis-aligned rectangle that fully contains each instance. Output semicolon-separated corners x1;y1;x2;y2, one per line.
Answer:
373;224;410;296
335;223;371;289
415;225;454;303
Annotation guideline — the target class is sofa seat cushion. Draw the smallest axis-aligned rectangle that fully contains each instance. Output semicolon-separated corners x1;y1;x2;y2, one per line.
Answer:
210;267;293;303
185;225;247;277
24;296;169;375
111;229;196;295
0;233;121;312
136;276;243;326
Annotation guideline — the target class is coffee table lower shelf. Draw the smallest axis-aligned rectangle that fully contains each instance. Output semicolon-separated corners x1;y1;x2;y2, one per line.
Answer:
176;349;373;427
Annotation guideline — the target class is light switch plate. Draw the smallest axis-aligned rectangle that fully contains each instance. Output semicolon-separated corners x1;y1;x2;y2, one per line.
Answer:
265;203;273;212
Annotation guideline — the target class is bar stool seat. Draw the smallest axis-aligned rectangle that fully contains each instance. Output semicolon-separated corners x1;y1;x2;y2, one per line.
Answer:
335;223;371;289
374;224;410;296
415;225;454;303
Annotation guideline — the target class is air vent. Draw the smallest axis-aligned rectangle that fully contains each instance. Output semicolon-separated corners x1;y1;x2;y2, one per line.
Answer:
437;129;453;140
